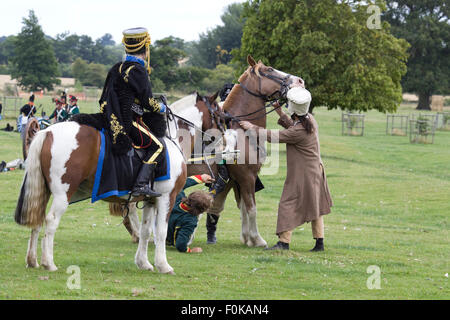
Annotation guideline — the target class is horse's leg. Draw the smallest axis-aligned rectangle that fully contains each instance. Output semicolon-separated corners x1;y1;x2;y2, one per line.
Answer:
26;226;41;268
135;204;155;271
239;197;250;245
240;190;267;248
154;194;174;274
41;196;68;271
124;203;140;243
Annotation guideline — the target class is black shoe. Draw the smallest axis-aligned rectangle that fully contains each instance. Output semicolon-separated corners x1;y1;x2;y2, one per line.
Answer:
264;241;289;250
310;238;324;252
0;161;6;172
206;214;219;244
131;163;161;198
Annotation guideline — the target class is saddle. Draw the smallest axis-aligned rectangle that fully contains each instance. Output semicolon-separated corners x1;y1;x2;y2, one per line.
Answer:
69;113;168;204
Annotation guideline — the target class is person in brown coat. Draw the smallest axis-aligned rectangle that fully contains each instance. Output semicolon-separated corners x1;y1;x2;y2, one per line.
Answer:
240;87;333;252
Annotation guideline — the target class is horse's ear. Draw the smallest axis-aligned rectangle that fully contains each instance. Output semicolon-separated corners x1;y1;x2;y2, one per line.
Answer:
209;91;219;103
196;91;202;102
247;55;257;67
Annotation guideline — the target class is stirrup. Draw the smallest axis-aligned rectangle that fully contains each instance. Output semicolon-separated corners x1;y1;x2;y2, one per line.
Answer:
131;185;161;198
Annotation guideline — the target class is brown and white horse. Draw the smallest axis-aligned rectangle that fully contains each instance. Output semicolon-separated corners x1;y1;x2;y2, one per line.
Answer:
14;114;187;274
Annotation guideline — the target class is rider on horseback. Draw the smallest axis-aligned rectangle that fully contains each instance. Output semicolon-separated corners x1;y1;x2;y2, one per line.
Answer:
100;27;167;198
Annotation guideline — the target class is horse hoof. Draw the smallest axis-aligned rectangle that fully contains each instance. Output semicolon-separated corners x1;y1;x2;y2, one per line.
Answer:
42;264;58;272
157;265;174;275
26;262;39;268
136;261;154;271
26;258;39;268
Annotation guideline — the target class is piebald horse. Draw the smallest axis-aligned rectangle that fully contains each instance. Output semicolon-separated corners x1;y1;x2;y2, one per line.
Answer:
14;112;187;274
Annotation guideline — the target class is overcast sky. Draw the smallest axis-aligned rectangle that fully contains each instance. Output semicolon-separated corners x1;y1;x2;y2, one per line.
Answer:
2;0;245;43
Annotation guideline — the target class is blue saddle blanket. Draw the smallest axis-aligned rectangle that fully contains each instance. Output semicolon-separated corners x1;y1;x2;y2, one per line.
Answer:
91;129;170;203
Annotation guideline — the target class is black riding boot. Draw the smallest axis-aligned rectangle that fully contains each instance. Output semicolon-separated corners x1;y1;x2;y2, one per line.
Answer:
206;213;220;244
131;163;161;198
310;238;324;252
209;164;229;196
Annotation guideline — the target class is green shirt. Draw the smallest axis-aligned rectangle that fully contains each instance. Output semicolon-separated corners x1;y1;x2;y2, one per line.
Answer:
166;175;204;252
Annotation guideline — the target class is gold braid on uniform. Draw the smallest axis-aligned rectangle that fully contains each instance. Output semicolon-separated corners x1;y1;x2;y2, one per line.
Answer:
149;97;161;112
110;113;125;144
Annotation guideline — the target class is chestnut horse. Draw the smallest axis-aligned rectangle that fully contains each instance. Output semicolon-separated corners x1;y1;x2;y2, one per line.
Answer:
14;114;187;274
209;55;304;247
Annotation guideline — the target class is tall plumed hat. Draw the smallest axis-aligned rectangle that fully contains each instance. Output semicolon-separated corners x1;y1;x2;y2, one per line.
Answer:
122;27;151;74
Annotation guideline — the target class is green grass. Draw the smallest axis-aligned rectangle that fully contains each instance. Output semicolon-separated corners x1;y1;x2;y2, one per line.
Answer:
0;100;448;300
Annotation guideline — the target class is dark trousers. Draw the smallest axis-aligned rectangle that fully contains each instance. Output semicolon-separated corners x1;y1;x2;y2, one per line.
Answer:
130;117;164;164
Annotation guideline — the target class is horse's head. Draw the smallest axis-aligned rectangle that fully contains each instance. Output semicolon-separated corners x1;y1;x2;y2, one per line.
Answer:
195;91;224;131
241;55;304;102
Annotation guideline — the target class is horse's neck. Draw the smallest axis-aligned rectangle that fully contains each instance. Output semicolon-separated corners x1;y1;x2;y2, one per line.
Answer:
223;85;267;128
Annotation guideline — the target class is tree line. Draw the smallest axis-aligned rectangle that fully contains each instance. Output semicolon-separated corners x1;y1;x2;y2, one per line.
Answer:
0;4;243;94
1;1;448;111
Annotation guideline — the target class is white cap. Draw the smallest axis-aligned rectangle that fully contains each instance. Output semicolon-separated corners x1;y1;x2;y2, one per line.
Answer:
286;87;311;116
122;27;148;36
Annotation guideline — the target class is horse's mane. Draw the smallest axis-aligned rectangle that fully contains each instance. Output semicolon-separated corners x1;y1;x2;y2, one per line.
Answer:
223;64;262;112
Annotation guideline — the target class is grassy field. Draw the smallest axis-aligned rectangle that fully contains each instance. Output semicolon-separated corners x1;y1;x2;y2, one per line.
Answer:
0;97;448;300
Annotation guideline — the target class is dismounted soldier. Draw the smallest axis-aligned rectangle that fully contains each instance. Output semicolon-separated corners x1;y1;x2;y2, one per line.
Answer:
166;174;214;253
67;95;80;119
240;86;333;252
99;27;168;198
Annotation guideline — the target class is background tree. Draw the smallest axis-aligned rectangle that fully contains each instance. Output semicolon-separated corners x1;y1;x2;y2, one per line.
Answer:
233;0;410;113
384;0;450;110
190;3;245;69
9;10;60;91
71;57;107;88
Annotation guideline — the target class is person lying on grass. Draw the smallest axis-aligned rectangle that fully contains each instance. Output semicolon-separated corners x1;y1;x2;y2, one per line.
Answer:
166;174;214;253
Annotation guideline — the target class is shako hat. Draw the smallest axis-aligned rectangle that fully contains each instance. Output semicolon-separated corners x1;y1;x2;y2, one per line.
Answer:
122;27;151;74
286;86;312;116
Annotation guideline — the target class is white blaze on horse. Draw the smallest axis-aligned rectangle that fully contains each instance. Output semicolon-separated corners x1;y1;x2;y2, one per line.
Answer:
14;115;187;274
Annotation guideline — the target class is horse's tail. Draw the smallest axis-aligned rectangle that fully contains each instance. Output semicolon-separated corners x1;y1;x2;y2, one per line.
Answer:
109;203;125;217
14;130;50;228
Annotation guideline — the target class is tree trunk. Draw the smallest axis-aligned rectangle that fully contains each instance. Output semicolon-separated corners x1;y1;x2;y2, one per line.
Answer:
416;92;431;110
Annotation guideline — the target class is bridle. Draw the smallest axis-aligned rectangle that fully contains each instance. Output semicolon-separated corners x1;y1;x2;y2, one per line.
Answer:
221;67;294;123
239;68;293;103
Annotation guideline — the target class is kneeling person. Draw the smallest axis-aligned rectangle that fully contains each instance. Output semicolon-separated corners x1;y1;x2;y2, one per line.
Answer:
166;174;214;253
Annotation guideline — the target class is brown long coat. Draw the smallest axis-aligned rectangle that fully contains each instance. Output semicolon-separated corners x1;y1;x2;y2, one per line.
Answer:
265;113;333;235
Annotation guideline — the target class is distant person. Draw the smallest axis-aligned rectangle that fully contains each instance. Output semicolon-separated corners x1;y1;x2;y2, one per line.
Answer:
49;99;68;123
0;100;3;120
166;174;214;253
18;100;37;132
29;92;35;104
60;93;68;112
240;86;333;252
67;95;80;119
